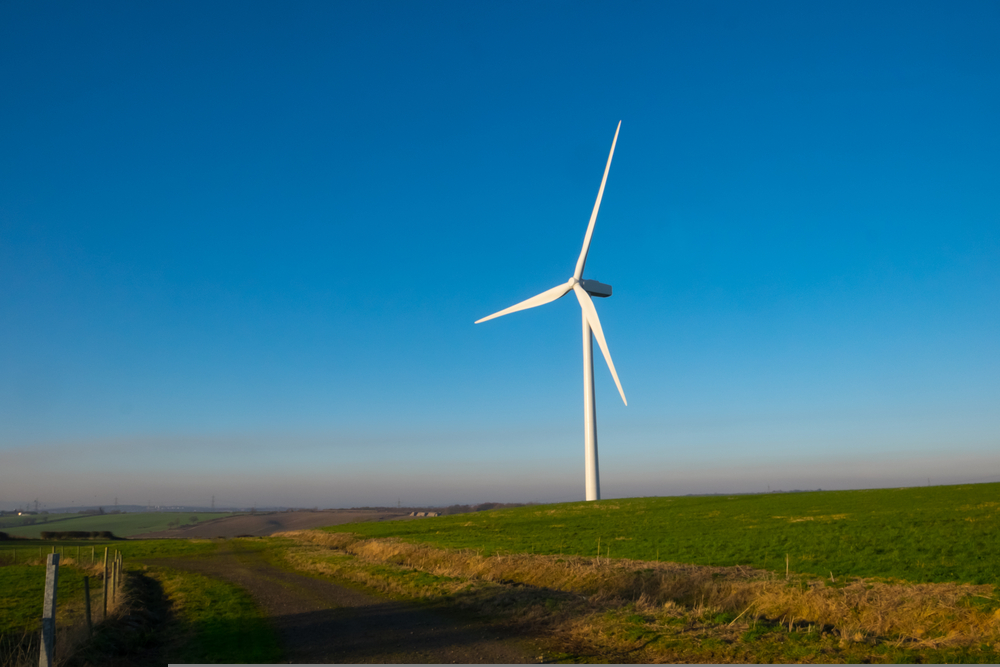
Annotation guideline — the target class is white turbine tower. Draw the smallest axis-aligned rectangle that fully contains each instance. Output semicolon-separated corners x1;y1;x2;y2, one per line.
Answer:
476;121;626;501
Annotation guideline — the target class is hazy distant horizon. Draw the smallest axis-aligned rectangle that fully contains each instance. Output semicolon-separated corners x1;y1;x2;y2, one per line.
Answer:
3;437;997;511
7;469;1000;515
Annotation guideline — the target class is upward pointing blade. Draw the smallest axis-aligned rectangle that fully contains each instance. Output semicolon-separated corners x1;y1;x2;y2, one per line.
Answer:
475;281;573;324
574;121;621;280
573;283;627;405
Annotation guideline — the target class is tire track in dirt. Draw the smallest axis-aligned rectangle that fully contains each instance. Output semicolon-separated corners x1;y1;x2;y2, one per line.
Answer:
141;543;541;664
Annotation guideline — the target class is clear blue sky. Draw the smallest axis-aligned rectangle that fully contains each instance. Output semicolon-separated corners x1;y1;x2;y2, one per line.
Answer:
2;1;998;509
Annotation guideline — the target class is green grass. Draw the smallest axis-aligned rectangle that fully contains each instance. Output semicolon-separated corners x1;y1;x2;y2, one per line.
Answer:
3;512;231;538
0;563;92;634
113;538;220;559
324;482;1000;585
148;565;282;664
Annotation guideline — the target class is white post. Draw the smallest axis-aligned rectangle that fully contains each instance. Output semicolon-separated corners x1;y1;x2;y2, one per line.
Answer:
39;553;59;667
583;311;600;501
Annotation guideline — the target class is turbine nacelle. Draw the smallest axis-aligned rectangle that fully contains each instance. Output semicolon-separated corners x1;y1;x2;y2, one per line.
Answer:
580;279;612;298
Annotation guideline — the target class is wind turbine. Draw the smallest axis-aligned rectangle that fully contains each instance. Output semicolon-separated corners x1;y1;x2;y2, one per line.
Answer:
476;121;626;501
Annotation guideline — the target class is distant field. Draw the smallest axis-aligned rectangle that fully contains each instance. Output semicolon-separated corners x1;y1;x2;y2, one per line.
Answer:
0;513;76;530
325;482;1000;585
3;512;230;538
134;509;410;538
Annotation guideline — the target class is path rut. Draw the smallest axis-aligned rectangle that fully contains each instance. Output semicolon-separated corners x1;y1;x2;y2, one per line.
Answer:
142;543;540;664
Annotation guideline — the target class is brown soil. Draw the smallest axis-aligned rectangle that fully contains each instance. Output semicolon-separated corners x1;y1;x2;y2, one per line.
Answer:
132;509;409;539
141;542;541;664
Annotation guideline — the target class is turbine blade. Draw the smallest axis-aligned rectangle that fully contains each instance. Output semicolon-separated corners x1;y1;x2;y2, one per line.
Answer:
573;120;621;280
573;283;627;405
475;282;573;324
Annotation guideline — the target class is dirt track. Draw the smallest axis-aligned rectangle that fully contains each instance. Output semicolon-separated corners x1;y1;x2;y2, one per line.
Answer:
141;542;539;664
133;509;409;539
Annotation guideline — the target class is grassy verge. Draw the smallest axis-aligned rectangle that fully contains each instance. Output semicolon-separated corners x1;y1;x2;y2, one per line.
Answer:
141;565;282;664
322;483;1000;585
62;559;281;666
275;529;1000;663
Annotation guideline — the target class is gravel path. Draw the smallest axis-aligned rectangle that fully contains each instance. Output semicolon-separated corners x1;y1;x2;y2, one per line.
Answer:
142;543;541;664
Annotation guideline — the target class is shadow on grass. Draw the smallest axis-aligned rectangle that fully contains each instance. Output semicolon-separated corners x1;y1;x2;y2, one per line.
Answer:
264;598;536;663
62;571;170;667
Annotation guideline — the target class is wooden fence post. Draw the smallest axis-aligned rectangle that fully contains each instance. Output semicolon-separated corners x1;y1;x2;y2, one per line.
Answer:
113;551;120;602
39;553;59;667
102;548;109;620
83;576;93;638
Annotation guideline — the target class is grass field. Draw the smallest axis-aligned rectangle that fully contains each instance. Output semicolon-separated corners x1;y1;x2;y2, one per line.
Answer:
0;538;218;564
0;514;76;530
2;512;231;538
0;563;93;635
324;482;1000;585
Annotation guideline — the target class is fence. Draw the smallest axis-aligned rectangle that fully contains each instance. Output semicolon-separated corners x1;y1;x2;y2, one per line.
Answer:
1;545;127;667
0;544;100;566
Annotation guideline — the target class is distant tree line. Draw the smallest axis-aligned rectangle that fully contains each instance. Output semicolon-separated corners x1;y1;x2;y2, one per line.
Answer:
39;531;118;540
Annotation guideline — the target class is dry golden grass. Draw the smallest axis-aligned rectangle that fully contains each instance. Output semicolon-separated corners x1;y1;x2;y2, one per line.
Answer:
279;529;1000;652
